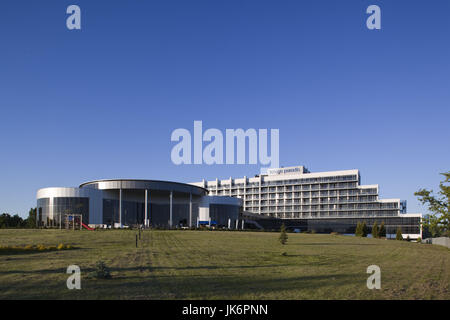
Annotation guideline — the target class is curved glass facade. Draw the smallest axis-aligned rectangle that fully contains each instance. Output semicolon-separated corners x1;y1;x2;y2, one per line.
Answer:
54;197;89;225
37;181;241;229
102;199;200;228
37;197;89;227
102;199;146;226
37;198;49;227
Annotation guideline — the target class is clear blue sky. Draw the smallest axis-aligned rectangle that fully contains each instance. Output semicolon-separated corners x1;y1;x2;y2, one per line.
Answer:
0;0;449;217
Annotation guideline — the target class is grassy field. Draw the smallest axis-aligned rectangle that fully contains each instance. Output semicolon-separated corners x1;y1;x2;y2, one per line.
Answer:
0;229;449;300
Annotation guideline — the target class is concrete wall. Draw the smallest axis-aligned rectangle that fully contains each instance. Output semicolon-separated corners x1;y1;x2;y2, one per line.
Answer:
424;237;450;248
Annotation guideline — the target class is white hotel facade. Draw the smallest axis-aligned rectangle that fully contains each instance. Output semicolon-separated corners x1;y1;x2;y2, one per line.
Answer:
191;166;422;238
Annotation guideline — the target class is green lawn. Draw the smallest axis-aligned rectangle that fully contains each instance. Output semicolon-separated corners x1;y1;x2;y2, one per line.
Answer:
0;229;448;299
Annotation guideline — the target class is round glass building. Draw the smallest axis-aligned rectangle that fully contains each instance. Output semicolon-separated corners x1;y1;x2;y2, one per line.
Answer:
36;179;242;229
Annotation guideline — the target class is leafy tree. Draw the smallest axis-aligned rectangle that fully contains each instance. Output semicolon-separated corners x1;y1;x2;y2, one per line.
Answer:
279;223;288;245
372;221;379;238
415;172;450;237
396;227;403;240
379;222;386;238
0;214;9;228
421;214;440;238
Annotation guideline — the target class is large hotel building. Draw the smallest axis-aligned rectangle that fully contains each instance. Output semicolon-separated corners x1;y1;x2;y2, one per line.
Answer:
35;165;422;239
191;166;422;238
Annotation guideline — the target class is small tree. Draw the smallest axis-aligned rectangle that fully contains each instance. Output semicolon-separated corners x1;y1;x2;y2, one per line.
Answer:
355;222;367;237
355;222;362;237
372;221;379;239
279;223;288;245
361;222;368;237
26;208;37;228
379;222;386;238
396;227;403;240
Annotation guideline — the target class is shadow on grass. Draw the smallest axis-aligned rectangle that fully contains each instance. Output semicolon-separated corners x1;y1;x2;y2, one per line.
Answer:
1;271;361;299
0;259;328;276
0;247;81;256
0;269;65;276
89;272;363;299
289;243;376;246
108;264;294;273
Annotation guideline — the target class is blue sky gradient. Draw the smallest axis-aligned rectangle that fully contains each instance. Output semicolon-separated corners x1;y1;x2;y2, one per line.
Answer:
0;0;449;217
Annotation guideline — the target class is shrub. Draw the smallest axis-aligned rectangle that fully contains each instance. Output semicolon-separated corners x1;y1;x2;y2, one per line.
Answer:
396;227;403;240
416;237;422;243
92;260;111;279
279;223;288;245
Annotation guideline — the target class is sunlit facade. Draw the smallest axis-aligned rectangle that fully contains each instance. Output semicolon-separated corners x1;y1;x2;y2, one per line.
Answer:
191;166;422;238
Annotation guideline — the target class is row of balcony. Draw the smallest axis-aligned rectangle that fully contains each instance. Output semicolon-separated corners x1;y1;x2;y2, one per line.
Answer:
242;196;382;204
260;212;399;219
247;210;398;217
245;203;398;209
211;183;361;192
243;192;377;199
245;206;399;212
209;175;358;188
214;189;378;198
213;186;376;194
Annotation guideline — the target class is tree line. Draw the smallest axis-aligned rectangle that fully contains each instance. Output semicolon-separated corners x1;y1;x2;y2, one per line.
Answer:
354;221;405;240
0;208;36;228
